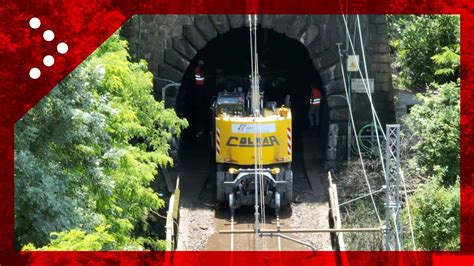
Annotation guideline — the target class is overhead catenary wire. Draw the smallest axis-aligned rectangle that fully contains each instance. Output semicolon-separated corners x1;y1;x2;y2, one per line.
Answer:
256;14;268;250
355;15;402;249
400;170;417;250
340;14;388;184
338;8;417;250
249;13;305;251
336;187;385;208
248;13;269;250
339;14;388;142
339;10;390;172
333;185;419;210
337;43;382;224
336;14;382;226
338;13;390;230
245;11;398;252
354;14;415;251
340;13;402;248
249;14;260;251
338;3;389;189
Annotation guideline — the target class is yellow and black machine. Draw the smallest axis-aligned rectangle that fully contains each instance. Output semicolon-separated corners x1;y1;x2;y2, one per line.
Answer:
213;15;293;215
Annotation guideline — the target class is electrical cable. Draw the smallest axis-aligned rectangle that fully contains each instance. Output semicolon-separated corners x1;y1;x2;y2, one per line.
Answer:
338;8;417;250
400;169;417;250
359;14;408;250
341;12;400;248
336;187;385;208
337;43;382;224
249;14;261;250
149;209;183;250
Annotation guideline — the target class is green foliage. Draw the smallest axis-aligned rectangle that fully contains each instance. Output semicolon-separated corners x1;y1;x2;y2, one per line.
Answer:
392;17;461;250
22;224;167;251
387;15;416;42
406;177;460;251
401;80;459;251
15;32;187;250
432;46;460;78
23;225;116;251
403;82;460;185
388;15;460;90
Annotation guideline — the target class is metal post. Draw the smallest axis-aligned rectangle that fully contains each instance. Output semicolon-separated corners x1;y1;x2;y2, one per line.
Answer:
394;124;403;250
347;100;352;160
384;124;402;251
337;42;352;161
384;178;391;250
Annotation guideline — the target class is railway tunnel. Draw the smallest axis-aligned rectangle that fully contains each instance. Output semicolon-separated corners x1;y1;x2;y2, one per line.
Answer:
176;26;327;159
173;26;328;204
122;15;396;168
121;15;396;250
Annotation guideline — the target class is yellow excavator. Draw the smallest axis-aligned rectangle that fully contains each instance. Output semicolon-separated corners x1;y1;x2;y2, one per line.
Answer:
213;15;293;215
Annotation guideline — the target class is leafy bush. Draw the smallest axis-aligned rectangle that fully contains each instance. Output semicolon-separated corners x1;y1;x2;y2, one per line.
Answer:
15;32;187;250
22;225;116;251
402;81;460;185
406;177;460;250
401;79;460;251
389;15;460;90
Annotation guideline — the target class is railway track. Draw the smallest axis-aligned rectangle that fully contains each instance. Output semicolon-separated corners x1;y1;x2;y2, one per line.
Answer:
176;129;332;251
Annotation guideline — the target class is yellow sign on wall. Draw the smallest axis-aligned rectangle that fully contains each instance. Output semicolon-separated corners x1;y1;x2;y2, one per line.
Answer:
347;55;360;72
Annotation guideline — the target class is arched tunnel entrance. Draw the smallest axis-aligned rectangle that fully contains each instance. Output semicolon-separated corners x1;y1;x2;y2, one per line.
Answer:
174;27;328;203
121;15;395;249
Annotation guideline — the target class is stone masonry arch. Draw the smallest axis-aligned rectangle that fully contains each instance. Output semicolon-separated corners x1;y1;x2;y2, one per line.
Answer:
121;15;395;161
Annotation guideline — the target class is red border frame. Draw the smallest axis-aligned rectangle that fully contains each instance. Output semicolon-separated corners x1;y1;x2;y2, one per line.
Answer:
0;0;472;264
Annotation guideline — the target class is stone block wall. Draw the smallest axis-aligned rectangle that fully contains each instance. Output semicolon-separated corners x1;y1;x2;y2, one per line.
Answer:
121;15;396;162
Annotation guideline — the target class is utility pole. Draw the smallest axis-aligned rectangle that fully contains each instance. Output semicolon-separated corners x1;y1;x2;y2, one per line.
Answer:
384;124;403;251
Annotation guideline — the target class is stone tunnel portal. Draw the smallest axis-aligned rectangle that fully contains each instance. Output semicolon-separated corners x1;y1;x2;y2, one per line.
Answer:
122;15;396;166
175;27;327;159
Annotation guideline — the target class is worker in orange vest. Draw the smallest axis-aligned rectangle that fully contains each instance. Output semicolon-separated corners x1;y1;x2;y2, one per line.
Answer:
194;60;206;138
308;84;321;129
194;60;205;87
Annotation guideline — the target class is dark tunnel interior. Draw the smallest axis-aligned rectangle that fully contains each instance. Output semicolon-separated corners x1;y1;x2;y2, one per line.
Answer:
175;27;328;161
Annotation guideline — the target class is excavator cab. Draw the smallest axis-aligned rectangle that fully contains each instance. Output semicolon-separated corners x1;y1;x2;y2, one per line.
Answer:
214;92;246;116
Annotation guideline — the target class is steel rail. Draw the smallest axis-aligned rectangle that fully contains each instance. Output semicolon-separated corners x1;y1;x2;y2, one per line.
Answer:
219;227;382;234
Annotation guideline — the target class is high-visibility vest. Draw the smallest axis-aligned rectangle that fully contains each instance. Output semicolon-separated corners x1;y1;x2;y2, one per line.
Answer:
310;87;321;106
194;66;205;86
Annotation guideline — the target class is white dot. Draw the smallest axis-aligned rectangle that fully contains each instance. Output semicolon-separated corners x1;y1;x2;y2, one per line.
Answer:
43;55;55;67
57;42;68;54
29;17;41;29
29;68;41;79
43;30;55;41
